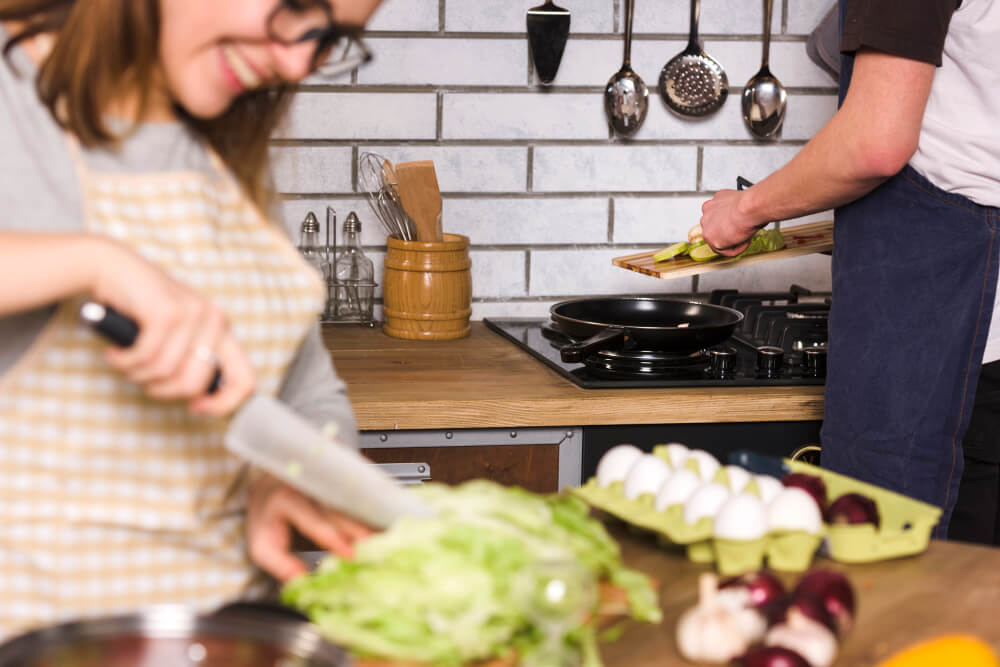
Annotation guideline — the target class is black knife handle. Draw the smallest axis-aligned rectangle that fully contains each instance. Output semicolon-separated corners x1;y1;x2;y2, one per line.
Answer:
79;301;221;394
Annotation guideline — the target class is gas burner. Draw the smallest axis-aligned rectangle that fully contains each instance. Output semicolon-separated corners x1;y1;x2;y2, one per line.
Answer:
583;347;711;379
483;286;831;389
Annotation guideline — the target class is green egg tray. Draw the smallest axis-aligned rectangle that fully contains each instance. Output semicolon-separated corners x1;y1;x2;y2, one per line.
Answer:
785;460;942;563
572;452;939;573
572;478;822;574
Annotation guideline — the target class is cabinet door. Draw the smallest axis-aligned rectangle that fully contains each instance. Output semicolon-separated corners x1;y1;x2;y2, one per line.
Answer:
362;444;559;493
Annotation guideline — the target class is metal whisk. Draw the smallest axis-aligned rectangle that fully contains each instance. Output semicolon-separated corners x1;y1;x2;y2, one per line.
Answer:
359;151;416;241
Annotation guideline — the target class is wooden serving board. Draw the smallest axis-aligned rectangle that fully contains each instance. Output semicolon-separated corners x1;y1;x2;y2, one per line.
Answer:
612;220;833;281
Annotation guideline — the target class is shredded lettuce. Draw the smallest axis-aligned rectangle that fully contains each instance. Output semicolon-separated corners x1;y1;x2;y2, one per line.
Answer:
282;481;661;666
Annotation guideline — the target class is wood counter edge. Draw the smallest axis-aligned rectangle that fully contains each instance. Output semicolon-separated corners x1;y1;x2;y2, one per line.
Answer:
349;388;824;431
324;323;826;431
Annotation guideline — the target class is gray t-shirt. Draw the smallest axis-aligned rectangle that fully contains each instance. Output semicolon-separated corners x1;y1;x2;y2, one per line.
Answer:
0;25;359;446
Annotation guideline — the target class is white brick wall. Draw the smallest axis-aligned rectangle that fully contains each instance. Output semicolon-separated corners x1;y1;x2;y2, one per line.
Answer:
274;0;838;318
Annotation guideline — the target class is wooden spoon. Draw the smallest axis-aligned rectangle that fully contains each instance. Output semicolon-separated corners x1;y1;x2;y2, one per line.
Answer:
394;160;443;243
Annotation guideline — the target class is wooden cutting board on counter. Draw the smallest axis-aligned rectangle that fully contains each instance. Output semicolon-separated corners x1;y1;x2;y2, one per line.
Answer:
613;219;833;280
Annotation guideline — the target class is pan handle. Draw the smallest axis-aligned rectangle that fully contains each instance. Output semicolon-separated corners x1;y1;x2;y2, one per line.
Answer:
560;327;627;363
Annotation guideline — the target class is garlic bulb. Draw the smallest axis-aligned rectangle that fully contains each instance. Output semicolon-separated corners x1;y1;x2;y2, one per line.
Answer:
676;573;767;664
765;609;839;667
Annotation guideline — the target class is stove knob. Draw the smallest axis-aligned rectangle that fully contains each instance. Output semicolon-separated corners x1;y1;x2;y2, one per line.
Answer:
756;346;784;378
803;347;828;378
709;349;736;379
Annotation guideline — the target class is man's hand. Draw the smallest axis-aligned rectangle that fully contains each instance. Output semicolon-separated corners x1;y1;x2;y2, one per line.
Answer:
699;189;765;256
246;474;373;582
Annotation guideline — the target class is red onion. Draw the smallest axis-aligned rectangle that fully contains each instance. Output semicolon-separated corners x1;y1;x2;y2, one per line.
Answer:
793;569;856;636
731;645;811;667
770;592;838;637
826;493;880;529
781;473;828;509
720;570;786;608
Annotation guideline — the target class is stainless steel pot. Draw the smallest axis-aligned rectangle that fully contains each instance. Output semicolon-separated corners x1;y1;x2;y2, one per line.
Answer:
0;604;350;667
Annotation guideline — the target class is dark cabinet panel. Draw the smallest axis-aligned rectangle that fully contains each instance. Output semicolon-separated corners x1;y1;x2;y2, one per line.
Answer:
362;444;559;493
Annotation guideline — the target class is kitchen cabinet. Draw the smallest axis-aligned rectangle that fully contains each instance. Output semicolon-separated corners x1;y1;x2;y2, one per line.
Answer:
362;427;580;492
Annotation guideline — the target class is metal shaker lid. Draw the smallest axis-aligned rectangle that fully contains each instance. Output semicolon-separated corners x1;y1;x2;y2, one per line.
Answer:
343;211;362;233
300;211;320;234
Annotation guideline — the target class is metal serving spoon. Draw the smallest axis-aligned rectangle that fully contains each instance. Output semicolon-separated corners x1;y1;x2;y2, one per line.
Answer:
741;0;787;138
604;0;648;137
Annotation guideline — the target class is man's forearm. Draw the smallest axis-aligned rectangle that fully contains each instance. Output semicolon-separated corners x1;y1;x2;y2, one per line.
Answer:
739;50;936;227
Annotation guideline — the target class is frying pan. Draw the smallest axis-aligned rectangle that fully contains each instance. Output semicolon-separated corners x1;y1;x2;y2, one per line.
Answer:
550;297;743;362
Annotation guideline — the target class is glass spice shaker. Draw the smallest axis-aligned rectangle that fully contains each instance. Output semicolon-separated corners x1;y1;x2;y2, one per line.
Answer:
333;212;375;323
297;211;331;317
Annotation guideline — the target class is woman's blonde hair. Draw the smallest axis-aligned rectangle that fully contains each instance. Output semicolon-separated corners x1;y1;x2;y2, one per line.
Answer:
1;0;293;210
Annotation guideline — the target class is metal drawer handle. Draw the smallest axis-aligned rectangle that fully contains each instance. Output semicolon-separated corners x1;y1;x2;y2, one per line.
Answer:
375;462;432;485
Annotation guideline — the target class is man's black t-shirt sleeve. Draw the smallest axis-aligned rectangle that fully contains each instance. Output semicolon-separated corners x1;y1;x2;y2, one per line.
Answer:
841;0;962;66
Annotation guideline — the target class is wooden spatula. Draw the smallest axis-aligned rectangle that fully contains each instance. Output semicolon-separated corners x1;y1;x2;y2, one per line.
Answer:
394;160;443;243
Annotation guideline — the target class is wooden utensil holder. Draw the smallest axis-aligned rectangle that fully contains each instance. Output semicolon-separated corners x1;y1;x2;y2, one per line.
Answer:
382;233;472;341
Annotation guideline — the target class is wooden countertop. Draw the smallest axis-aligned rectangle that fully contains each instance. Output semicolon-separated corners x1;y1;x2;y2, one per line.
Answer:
605;525;1000;665
322;323;825;431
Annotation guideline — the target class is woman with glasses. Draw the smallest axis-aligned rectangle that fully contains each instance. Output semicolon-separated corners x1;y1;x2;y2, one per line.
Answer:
0;0;381;638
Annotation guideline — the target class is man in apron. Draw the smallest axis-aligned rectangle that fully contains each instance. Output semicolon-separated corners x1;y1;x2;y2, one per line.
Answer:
699;0;1000;540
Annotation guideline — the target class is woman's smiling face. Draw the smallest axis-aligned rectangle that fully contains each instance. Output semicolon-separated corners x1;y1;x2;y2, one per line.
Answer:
157;0;382;118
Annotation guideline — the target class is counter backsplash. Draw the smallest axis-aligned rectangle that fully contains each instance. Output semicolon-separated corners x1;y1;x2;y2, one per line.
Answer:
273;0;837;321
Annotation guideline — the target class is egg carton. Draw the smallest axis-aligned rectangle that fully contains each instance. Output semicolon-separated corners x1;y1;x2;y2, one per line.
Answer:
571;446;823;576
572;445;940;575
784;460;942;563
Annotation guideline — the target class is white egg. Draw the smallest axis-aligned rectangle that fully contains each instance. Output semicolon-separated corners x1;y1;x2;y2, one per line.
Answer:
623;454;672;500
685;450;721;481
654;468;702;511
722;465;752;493
683;482;731;524
767;487;824;534
661;442;690;467
595;444;644;487
714;493;769;540
754;475;784;505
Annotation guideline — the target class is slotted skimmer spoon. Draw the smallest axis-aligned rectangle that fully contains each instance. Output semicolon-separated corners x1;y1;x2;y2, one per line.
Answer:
658;0;728;116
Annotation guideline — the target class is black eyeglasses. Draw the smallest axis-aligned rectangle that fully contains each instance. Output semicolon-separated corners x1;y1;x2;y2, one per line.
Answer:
267;0;373;77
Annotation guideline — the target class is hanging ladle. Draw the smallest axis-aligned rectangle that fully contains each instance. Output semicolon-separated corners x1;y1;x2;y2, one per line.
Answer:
604;0;648;137
742;0;787;138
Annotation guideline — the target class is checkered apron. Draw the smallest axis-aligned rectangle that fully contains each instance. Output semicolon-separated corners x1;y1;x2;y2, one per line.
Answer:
0;141;325;639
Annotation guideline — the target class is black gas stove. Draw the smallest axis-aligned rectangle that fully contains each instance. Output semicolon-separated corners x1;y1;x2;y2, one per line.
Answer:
484;286;830;389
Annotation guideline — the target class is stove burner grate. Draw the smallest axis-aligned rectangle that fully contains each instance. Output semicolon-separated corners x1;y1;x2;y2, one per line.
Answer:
583;347;712;379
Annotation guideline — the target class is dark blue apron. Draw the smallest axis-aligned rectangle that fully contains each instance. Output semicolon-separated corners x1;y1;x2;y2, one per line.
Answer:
823;1;1000;537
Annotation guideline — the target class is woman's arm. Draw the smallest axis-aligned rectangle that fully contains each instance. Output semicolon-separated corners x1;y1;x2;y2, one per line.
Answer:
0;233;104;316
0;231;255;414
700;49;937;254
277;324;360;449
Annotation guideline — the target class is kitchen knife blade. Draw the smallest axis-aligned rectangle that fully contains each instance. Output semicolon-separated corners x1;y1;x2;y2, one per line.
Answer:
79;301;434;529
